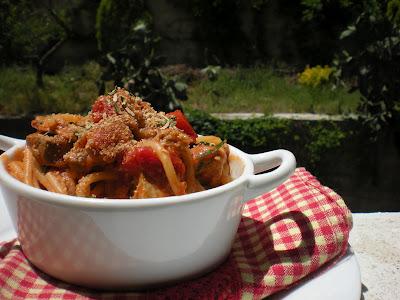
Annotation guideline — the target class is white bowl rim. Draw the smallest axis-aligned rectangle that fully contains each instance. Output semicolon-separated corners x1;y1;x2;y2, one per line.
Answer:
0;143;254;209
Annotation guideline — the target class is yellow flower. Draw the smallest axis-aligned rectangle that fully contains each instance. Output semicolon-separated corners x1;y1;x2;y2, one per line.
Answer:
298;65;333;87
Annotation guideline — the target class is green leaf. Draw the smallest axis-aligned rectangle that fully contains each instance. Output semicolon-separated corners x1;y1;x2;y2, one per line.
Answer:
340;25;356;39
345;55;353;63
174;82;187;92
106;53;116;65
360;67;369;75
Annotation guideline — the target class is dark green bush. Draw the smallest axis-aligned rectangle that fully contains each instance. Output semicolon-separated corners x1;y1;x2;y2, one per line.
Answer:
186;109;346;166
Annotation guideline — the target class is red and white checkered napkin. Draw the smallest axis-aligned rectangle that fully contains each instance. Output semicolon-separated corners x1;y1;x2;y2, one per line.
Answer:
0;168;352;300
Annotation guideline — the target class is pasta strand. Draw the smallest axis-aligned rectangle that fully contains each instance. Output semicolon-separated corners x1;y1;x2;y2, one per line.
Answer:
33;168;56;192
23;148;33;186
45;172;67;194
181;147;204;193
8;161;24;182
140;140;185;196
76;171;117;197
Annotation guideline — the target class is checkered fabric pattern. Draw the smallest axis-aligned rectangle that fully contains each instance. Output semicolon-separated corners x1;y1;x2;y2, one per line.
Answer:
0;168;352;300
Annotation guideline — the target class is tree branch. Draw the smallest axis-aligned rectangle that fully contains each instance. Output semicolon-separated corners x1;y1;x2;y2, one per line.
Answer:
39;38;66;66
36;38;66;88
46;0;74;37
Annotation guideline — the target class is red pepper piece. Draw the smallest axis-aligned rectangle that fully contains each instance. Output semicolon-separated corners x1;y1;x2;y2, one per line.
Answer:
166;110;197;142
121;147;185;182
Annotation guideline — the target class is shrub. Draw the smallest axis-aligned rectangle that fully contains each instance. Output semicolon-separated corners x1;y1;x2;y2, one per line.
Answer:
96;1;186;111
305;123;346;164
99;22;188;112
185;109;346;165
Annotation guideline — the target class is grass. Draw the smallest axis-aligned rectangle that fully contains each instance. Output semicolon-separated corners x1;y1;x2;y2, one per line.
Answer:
0;64;360;116
0;62;100;116
185;67;360;114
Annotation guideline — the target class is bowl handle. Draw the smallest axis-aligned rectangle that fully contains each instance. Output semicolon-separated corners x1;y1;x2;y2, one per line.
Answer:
244;149;296;202
0;135;24;152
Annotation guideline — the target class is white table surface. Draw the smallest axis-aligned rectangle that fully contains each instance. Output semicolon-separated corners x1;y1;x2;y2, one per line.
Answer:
349;212;400;300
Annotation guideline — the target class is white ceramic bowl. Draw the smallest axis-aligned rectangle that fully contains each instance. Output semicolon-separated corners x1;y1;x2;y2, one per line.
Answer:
0;135;296;289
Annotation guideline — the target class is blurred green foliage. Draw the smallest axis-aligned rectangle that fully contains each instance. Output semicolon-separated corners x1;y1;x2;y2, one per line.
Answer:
99;22;188;112
186;109;346;166
299;0;400;135
387;0;400;24
301;0;353;21
95;0;187;111
332;0;400;135
0;0;65;65
95;0;145;52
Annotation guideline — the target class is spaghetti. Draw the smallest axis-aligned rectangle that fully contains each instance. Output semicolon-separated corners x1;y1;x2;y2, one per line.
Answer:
6;88;231;199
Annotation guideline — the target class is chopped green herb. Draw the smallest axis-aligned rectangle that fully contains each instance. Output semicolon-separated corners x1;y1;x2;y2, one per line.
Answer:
121;96;127;107
169;118;177;127
158;117;176;128
113;102;121;114
158;119;168;127
196;140;226;172
198;140;226;160
108;86;118;95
